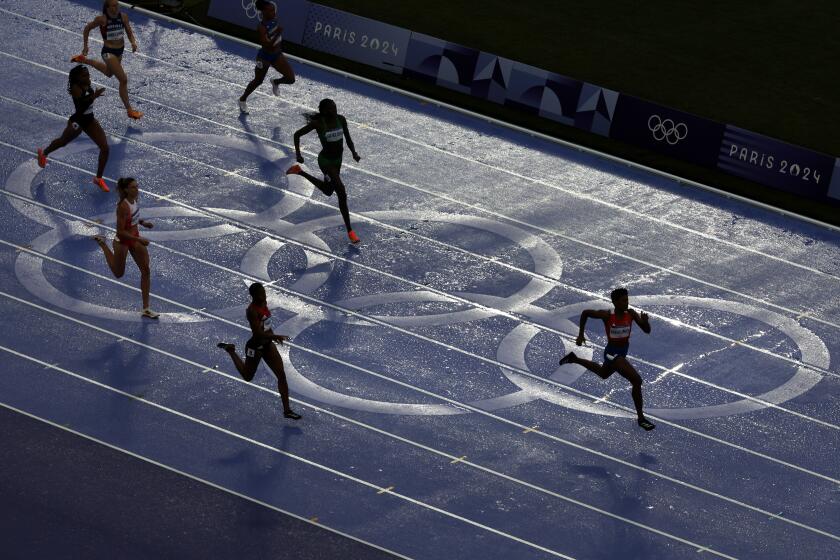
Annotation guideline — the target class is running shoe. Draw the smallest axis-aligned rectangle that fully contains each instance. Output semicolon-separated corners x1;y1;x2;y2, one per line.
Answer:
348;230;360;244
127;109;144;120
70;54;86;63
637;418;656;431
37;148;47;168
283;410;302;420
216;342;235;352
558;352;577;366
238;100;249;114
286;164;302;175
141;308;160;319
272;78;281;96
92;177;110;192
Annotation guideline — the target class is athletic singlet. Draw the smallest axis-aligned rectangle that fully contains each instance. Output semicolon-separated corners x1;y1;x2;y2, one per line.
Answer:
605;311;633;345
249;304;272;332
262;16;283;49
72;87;95;118
100;13;125;43
123;199;139;230
317;118;344;158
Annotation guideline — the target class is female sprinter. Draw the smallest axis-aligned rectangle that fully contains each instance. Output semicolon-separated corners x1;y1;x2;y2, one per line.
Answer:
37;65;110;192
217;282;302;420
238;0;296;114
71;0;143;119
287;98;362;244
93;178;159;319
558;288;656;431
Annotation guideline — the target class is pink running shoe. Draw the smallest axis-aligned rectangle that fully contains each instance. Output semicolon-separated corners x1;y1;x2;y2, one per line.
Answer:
286;164;302;175
37;148;47;168
348;230;360;244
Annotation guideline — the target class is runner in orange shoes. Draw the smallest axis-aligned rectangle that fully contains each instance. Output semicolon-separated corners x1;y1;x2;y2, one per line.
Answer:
36;65;110;192
71;0;143;120
288;98;362;244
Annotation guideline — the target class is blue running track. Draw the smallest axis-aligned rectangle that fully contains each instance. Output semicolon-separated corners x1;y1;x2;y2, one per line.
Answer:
0;1;838;558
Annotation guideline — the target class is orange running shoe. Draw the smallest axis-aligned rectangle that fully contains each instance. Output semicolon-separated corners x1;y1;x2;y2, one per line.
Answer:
127;109;144;120
348;230;360;244
286;164;302;175
37;148;47;168
70;54;86;63
92;177;110;192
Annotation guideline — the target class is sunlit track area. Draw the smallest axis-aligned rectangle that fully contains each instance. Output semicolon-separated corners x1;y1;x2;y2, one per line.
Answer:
1;1;839;558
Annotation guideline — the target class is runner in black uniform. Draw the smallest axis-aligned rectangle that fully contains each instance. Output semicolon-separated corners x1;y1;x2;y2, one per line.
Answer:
287;98;362;244
217;282;301;420
71;0;143;119
238;0;295;114
37;65;110;192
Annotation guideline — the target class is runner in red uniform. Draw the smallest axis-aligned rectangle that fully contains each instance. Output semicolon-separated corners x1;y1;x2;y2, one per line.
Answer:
93;177;158;319
558;288;655;430
217;282;301;420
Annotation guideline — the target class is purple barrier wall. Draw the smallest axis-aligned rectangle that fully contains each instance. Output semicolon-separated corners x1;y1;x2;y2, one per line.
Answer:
610;96;726;168
208;0;309;44
301;4;410;72
717;126;835;197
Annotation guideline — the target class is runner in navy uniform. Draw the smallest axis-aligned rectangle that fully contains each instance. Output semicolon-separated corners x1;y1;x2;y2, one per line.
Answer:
558;288;656;430
36;65;110;192
71;0;143;119
217;282;301;420
238;0;296;114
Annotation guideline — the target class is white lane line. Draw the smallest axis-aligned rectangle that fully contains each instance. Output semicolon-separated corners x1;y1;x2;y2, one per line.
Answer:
4;96;838;393
4;4;839;278
0;403;413;560
0;288;747;555
3;139;838;436
2;55;840;387
0;343;577;560
1;45;838;341
651;363;685;385
1;241;837;544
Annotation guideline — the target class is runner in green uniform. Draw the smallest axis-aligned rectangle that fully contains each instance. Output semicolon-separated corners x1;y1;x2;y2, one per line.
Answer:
287;98;362;244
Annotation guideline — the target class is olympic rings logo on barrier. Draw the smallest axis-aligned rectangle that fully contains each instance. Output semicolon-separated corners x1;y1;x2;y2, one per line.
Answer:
648;114;688;145
242;1;260;20
7;132;830;421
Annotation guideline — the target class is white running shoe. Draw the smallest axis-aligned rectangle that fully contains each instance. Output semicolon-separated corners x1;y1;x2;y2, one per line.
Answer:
141;308;160;319
238;100;249;114
272;79;280;96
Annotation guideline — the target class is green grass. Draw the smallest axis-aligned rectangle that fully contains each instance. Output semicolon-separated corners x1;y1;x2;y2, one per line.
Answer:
180;1;840;226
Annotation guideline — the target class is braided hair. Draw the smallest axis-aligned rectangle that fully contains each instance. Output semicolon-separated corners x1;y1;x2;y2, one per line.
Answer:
67;65;88;95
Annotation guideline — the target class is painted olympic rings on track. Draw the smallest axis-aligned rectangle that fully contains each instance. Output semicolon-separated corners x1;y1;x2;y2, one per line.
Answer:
5;132;830;419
